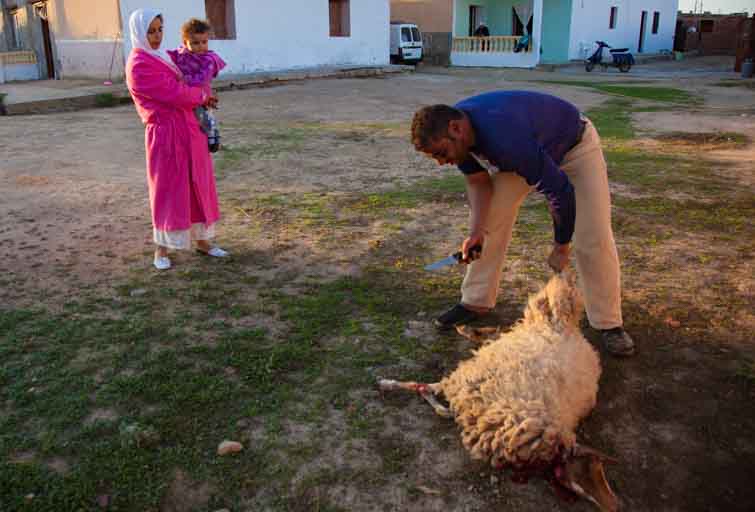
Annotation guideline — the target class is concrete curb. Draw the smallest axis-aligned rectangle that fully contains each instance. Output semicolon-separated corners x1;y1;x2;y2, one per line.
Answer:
2;65;413;116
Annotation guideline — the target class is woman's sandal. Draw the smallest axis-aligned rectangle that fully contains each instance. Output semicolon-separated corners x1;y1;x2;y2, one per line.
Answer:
153;255;171;270
197;247;229;258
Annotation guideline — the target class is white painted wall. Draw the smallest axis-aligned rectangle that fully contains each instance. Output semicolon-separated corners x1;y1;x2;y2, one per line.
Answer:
55;40;124;79
568;0;678;60
119;0;390;74
46;0;124;79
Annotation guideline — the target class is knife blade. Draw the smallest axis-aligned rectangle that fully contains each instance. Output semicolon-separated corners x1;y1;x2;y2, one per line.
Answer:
424;244;482;271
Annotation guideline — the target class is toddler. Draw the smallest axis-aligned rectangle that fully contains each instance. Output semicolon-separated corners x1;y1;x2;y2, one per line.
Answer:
168;18;226;152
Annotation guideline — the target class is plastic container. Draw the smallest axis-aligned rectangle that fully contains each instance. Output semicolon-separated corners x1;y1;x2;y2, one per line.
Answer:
742;59;754;79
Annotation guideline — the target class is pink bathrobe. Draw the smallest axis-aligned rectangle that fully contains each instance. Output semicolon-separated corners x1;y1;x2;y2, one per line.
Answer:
125;48;220;237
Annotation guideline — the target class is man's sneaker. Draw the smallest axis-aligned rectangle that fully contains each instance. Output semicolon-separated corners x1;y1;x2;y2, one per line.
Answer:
434;303;483;331
600;327;636;357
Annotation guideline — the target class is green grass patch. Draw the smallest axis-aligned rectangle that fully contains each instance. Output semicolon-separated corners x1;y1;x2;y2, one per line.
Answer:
586;98;635;140
94;93;127;108
613;194;752;239
537;80;699;104
593;84;697;104
653;131;750;148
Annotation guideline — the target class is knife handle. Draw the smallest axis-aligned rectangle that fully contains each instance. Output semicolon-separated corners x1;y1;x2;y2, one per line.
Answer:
455;244;483;264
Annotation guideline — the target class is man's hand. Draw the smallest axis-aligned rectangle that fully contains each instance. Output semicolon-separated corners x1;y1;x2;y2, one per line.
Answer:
204;95;219;109
462;232;485;263
547;243;571;273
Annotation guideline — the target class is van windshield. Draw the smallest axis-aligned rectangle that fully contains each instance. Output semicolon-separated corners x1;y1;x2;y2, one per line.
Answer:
411;27;421;42
401;27;412;42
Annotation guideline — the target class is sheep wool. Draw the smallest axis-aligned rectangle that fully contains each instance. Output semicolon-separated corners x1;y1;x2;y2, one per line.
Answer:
439;270;601;469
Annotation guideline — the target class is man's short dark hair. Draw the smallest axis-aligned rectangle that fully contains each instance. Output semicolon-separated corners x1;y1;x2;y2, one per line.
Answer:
181;18;212;40
411;105;464;150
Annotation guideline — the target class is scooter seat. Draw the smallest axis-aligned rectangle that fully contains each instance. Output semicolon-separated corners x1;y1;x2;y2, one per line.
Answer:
609;48;629;53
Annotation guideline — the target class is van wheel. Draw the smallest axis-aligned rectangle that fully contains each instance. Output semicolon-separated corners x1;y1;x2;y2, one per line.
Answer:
390;55;398;64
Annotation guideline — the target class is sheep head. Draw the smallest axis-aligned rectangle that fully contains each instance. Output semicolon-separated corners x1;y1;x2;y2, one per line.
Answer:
523;269;584;331
557;444;619;512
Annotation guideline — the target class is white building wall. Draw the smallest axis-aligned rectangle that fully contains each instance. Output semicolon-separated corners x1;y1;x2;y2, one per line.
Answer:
568;0;677;60
55;40;125;79
47;0;124;79
119;0;389;74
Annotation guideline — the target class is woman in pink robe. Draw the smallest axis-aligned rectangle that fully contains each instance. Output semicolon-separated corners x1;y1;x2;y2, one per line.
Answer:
125;8;227;270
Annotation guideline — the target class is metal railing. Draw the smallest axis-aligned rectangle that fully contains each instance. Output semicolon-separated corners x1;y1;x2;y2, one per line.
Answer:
452;36;529;53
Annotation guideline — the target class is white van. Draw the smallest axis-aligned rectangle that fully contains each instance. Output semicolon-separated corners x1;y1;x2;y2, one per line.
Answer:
390;23;423;64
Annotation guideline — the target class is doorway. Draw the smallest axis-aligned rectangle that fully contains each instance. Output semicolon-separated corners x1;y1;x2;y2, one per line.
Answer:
34;2;55;78
469;5;486;36
638;10;648;53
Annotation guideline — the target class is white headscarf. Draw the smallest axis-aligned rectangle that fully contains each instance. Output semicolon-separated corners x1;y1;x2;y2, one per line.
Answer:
129;8;179;72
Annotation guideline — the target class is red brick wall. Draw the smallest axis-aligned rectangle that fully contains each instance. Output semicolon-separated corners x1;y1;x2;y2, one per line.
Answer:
678;14;748;55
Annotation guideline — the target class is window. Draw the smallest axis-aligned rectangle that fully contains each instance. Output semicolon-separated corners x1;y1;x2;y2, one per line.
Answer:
401;27;411;43
411;27;420;42
609;6;618;29
204;0;236;39
700;20;714;33
329;0;350;37
652;12;660;34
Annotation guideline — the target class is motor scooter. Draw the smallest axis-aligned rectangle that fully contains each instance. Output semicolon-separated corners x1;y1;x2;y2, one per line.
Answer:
585;41;634;73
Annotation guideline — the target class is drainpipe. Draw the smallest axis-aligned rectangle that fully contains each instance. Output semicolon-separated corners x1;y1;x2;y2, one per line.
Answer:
114;0;126;80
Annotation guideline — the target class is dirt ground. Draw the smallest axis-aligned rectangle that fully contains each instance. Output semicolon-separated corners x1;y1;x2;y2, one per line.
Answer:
1;58;754;511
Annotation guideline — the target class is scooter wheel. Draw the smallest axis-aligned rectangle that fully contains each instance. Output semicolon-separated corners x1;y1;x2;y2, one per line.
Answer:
585;62;594;72
619;63;631;73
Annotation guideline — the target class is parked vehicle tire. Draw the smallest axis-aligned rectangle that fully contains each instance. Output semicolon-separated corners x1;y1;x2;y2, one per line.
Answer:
585;61;594;72
618;62;631;73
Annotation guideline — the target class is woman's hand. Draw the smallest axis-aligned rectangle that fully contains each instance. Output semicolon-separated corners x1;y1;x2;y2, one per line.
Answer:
204;95;219;109
547;243;571;273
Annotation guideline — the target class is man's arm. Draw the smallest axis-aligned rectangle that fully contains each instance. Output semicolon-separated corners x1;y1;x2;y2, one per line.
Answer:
484;135;576;246
463;171;493;259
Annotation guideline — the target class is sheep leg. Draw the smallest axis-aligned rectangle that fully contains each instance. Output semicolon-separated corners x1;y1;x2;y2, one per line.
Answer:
378;379;452;418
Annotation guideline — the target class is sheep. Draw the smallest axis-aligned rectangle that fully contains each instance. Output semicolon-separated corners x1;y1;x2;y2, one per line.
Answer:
379;270;620;511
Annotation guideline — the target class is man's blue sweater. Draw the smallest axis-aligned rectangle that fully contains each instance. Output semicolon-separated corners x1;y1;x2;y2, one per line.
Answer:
455;91;582;244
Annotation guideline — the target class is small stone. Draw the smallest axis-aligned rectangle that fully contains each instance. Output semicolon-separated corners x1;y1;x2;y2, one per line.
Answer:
468;485;474;491
664;316;681;328
417;311;426;318
490;475;499;484
97;494;111;508
25;494;35;502
236;418;250;428
217;440;243;456
213;509;231;512
130;288;147;297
